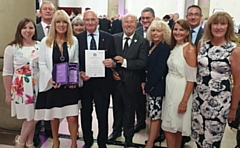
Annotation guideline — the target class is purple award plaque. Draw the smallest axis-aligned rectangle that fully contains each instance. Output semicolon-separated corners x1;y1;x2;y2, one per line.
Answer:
52;62;68;85
68;63;79;85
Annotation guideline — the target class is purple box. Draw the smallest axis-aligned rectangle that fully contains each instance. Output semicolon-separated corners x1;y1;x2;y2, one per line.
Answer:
52;62;68;85
68;63;79;85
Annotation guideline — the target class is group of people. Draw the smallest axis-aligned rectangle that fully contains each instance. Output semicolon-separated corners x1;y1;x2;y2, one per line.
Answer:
3;1;240;148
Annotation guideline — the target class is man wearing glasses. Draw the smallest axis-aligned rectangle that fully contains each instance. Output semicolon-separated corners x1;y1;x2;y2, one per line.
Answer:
186;5;204;47
182;5;204;148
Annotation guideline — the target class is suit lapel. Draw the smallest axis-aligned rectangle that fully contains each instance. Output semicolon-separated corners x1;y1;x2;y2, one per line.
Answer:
195;27;203;46
127;33;139;55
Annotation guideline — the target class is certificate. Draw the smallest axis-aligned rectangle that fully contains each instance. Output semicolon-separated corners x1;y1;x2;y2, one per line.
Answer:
85;50;105;77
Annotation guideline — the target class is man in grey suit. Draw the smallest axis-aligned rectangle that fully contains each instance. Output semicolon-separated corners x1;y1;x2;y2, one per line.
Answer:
36;1;55;41
34;1;55;146
107;13;148;147
182;5;204;148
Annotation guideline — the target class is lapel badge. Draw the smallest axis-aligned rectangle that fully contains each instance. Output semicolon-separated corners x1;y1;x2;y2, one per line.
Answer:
102;38;104;41
134;39;137;42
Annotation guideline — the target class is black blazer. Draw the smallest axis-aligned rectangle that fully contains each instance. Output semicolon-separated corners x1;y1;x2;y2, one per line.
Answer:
194;27;204;47
99;18;111;33
144;42;170;97
113;32;148;94
135;27;144;37
110;19;123;34
76;30;116;94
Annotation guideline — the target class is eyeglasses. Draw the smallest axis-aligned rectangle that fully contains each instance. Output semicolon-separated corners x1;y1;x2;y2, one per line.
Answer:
187;13;202;17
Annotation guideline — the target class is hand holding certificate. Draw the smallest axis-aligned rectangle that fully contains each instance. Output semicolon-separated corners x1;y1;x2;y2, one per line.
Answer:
85;50;105;77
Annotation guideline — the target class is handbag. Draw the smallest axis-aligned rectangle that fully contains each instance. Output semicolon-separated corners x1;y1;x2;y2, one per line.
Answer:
228;103;240;129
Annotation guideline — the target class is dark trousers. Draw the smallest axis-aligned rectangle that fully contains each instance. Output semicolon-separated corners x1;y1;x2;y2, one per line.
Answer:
136;93;146;125
112;84;138;140
80;87;110;148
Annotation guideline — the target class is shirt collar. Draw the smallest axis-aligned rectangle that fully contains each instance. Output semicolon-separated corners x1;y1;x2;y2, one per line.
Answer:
192;25;201;33
41;21;50;28
123;32;135;40
87;30;99;36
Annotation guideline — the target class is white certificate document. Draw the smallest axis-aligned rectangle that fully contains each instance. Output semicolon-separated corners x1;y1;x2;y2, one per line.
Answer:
85;50;105;77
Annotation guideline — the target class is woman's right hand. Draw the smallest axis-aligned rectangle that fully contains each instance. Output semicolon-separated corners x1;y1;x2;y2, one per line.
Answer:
50;78;61;89
5;95;12;105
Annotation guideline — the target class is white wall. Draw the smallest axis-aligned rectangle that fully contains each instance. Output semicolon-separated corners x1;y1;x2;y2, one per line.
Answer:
58;0;108;16
210;0;240;24
125;0;186;19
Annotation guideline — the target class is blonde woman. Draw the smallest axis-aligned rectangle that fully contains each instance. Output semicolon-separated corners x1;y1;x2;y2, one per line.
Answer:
35;10;79;148
192;12;240;148
143;20;171;148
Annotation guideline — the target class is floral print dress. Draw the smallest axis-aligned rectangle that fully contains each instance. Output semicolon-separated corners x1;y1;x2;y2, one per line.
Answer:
191;40;236;148
3;43;39;121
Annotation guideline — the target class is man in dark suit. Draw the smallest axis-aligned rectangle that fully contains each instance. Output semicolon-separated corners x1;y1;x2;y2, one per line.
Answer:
135;7;154;132
110;14;123;34
76;10;116;148
99;14;111;33
183;5;204;148
34;1;55;146
107;13;148;147
186;5;204;47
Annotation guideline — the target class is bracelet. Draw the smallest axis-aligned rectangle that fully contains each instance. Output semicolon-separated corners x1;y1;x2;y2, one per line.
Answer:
180;102;187;107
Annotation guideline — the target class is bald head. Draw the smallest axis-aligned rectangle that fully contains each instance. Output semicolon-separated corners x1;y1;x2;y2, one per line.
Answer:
83;10;99;33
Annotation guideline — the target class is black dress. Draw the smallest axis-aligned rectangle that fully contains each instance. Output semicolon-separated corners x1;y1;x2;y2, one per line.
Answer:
35;42;79;120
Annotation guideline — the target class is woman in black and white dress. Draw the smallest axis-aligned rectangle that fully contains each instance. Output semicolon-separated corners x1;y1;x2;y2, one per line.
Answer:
35;10;80;148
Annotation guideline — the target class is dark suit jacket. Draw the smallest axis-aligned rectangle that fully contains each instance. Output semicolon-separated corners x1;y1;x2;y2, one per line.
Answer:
168;19;174;29
76;30;116;94
113;32;148;94
194;27;204;47
110;19;123;34
135;27;144;37
144;42;170;97
36;23;45;41
99;18;111;33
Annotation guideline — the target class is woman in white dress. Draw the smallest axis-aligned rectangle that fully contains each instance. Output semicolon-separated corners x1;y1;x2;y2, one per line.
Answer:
161;19;197;148
3;18;39;148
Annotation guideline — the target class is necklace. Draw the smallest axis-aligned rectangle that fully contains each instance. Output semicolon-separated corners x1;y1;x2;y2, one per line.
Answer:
56;42;65;62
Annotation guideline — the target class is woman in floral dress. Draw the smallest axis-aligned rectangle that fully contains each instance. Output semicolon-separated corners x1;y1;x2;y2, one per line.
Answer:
3;18;39;148
191;12;240;148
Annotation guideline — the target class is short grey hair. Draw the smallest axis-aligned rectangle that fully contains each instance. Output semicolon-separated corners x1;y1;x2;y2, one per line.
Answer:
122;13;137;23
72;16;84;26
141;7;155;17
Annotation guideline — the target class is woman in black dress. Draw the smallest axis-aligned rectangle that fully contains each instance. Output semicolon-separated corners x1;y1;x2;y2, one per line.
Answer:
35;10;80;148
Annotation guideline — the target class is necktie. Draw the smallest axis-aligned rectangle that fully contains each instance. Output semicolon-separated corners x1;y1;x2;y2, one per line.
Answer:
190;29;195;40
90;34;97;50
46;25;50;35
123;37;130;54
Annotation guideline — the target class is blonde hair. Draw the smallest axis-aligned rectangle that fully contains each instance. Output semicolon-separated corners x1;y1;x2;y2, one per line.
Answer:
146;20;171;45
202;12;236;41
46;10;74;47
